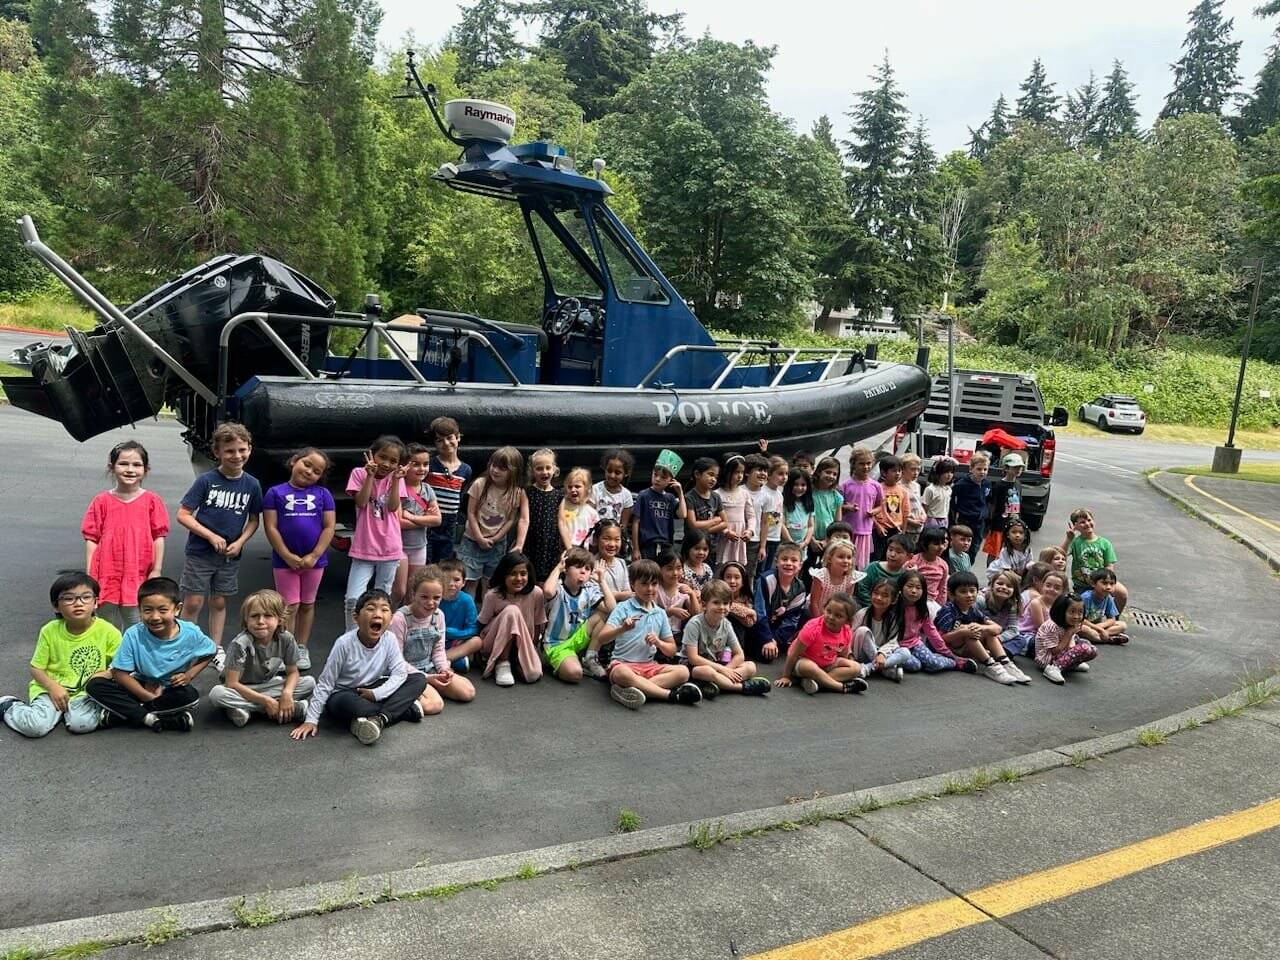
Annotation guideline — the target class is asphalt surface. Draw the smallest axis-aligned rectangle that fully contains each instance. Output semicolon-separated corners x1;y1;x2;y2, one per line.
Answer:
90;702;1280;959
2;408;1279;930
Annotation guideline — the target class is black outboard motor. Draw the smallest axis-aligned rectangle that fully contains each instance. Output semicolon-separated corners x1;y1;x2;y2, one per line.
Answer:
2;252;335;441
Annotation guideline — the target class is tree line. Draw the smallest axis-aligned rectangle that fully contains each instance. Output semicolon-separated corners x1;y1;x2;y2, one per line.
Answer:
2;0;1280;360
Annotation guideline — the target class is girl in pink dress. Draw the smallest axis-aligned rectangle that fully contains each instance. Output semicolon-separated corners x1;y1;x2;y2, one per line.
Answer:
81;441;170;626
477;551;547;687
839;447;883;570
717;454;755;568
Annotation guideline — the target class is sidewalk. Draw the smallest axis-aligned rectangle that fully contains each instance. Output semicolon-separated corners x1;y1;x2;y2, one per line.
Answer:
1148;470;1280;572
44;685;1280;960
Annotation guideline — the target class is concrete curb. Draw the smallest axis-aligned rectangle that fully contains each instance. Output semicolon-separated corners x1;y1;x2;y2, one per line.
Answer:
1147;470;1280;573
5;674;1280;957
0;323;69;338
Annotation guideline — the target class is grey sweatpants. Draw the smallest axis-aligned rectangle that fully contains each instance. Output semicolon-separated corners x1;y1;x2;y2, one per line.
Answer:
208;675;316;713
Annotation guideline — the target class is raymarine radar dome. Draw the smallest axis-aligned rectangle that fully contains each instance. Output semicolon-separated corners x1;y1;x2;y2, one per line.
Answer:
444;99;516;144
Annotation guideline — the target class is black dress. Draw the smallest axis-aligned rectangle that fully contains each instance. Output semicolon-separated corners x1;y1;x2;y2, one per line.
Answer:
525;485;565;583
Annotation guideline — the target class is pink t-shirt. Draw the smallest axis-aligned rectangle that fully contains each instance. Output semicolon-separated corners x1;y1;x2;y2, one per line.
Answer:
794;617;851;669
906;554;950;606
346;467;406;562
840;478;884;536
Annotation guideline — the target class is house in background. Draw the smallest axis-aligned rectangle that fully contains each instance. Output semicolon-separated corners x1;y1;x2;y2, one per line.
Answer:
806;303;904;339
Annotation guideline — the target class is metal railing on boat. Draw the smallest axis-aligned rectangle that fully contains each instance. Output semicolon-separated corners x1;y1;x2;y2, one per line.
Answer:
636;340;867;391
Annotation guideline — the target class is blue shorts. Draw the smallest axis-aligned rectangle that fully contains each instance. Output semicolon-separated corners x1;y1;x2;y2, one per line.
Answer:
456;534;510;581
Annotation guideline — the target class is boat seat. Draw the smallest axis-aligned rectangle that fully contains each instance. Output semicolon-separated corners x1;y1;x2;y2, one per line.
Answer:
417;314;548;355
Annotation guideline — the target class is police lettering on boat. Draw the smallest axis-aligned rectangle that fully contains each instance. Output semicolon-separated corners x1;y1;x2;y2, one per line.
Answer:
653;399;773;428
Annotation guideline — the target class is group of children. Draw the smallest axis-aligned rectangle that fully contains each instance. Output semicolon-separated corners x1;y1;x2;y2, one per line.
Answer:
0;419;1132;746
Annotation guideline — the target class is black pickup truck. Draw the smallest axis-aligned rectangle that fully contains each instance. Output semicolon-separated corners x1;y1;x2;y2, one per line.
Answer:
890;369;1069;531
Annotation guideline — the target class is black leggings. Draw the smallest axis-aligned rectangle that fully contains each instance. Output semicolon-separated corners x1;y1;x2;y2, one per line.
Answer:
86;676;199;727
324;673;427;726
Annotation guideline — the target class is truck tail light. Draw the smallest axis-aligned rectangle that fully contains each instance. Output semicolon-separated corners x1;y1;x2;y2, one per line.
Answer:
893;422;908;450
1040;437;1056;477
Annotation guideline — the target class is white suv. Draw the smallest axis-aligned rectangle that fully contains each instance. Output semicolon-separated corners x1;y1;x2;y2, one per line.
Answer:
1079;394;1146;434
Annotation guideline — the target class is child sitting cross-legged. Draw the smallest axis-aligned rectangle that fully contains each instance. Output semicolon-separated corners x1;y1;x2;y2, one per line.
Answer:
476;551;547;687
86;576;216;732
388;566;476;715
209;590;316;727
749;541;809;662
978;570;1026;658
0;571;122;737
893;571;973;674
851;578;913;682
291;588;428;746
1080;568;1129;644
855;534;911;607
681;580;772;697
541;547;616;683
934;571;1030;686
774;592;868;695
597;559;702;709
1036;592;1098;685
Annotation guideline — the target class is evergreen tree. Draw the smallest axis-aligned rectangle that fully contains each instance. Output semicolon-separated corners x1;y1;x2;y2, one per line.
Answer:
811;113;840;160
1160;0;1240;119
897;118;944;313
448;0;521;85
1016;58;1059;124
1;0;28;21
1064;71;1100;148
967;94;1010;160
1095;60;1140;145
1237;42;1280;138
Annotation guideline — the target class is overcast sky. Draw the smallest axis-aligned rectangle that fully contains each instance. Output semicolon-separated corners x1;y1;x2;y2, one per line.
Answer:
379;0;1277;152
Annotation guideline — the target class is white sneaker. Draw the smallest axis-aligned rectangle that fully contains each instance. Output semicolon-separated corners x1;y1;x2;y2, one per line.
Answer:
890;665;904;683
582;652;607;680
494;661;516;687
1070;661;1091;673
983;662;1017;685
610;685;646;710
801;678;820;695
1042;663;1065;685
350;716;382;745
225;706;251;728
296;647;311;671
212;647;227;672
1002;661;1032;684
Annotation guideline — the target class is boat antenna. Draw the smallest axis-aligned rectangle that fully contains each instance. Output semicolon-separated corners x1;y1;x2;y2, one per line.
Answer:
573;109;584;165
396;50;465;147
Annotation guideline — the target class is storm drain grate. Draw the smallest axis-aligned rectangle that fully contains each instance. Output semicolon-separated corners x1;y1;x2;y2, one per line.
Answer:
1127;608;1191;632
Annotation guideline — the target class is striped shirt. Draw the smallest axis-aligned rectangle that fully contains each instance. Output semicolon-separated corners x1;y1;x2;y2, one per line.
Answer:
426;456;472;517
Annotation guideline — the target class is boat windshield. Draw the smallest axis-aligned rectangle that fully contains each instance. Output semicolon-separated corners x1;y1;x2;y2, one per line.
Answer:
593;206;668;305
530;208;602;300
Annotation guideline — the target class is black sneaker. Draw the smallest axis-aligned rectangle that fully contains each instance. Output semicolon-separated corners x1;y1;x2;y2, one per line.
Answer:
842;678;869;695
97;708;117;730
741;677;771;696
408;700;425;723
0;695;17;720
673;682;703;705
699;681;721;700
152;710;194;733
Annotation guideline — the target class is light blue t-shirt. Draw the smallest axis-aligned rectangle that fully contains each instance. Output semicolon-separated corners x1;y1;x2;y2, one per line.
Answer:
112;619;217;685
1081;589;1120;623
606;597;672;664
545;582;603;647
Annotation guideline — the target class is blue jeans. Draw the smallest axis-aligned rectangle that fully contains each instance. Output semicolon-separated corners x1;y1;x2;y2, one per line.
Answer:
345;558;399;622
3;693;101;737
902;644;959;672
428;514;459;563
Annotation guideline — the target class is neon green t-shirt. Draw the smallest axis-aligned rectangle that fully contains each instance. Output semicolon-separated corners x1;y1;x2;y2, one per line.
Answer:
1068;535;1117;591
28;617;122;702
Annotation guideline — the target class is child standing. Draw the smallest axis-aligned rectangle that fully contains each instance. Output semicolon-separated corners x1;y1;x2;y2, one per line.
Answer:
743;453;774;583
291;588;428;746
906;527;951;607
460;446;529;598
851;580;913;682
396;443;442;604
950;451;990;562
343;435;407;625
209;590;316;727
592;448;635;534
680;530;715;593
524;448;564;584
389;566;476;712
1061;508;1129;614
438;557;481;671
934;571;1029;685
682;580;771;696
86;576;216;732
1036;593;1098;684
82;440;169;628
1081;569;1129;643
177;422;262;662
840;447;884;570
946;525;974;575
856;535;911;607
559;467;600;551
541;548;614;683
754;456;788;577
873;455;910;560
808;540;863;619
718;454;756;568
424;416;473;563
782;467;815;555
810;457;844;560
986;519;1032;584
598;560;702;709
749;542;809;662
476;551;546;687
900;453;927;550
983;453;1025;562
894;572;969;673
774;593;868;695
0;571;121;737
262;446;335;667
922;458;955;529
631;450;687;560
684;457;728;564
978;570;1026;657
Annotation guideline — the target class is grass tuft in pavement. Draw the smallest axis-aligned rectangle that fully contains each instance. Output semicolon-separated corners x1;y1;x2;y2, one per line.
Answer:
940;768;996;796
688;820;728;851
616;808;642;833
231;895;281;929
142;908;180;949
1136;728;1169;748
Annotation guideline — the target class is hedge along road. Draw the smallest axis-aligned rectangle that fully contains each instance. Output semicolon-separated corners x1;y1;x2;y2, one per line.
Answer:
2;407;1278;931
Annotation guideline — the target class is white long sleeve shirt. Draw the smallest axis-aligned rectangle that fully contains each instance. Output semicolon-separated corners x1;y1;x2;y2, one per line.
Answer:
305;628;410;724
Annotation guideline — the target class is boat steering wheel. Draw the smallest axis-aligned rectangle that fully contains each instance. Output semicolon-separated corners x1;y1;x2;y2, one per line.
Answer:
544;298;602;337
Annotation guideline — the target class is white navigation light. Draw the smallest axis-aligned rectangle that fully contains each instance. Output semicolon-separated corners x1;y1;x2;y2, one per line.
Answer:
444;99;517;144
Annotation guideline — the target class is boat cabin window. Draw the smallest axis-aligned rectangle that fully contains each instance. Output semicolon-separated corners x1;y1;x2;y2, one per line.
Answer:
530;208;603;300
594;207;669;305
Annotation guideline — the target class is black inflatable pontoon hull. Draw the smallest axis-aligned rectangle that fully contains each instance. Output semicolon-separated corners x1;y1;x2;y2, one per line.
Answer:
234;362;930;492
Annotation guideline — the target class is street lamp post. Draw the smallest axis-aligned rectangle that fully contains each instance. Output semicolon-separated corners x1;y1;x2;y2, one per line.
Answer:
1212;259;1264;474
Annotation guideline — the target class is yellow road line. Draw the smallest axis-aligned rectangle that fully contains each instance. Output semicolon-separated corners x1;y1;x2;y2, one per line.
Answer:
751;796;1280;960
1184;474;1280;534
